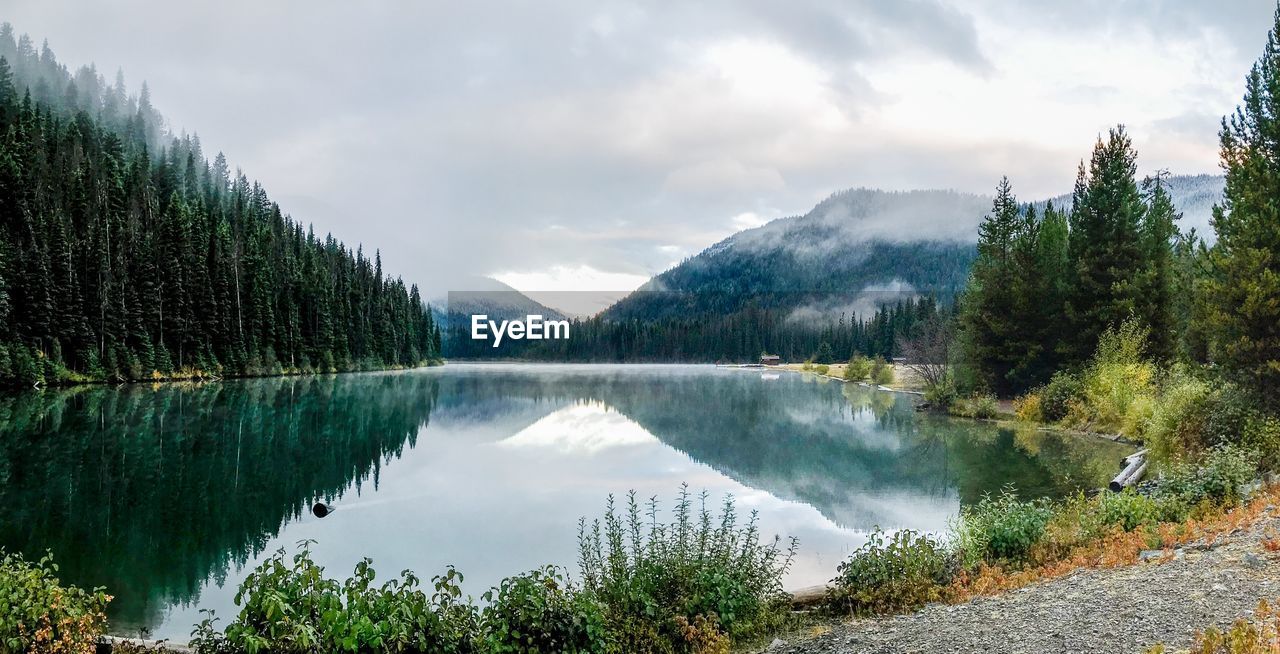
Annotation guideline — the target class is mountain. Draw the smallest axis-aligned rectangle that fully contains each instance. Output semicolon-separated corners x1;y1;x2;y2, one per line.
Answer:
0;24;442;386
604;175;1222;323
605;189;986;323
440;276;566;358
1042;173;1223;241
441;276;566;323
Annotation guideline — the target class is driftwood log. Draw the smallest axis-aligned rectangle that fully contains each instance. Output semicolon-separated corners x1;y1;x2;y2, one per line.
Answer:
790;583;831;608
1109;449;1149;492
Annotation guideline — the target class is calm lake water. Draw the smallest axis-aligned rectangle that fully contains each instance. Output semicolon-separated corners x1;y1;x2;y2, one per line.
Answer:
0;363;1131;639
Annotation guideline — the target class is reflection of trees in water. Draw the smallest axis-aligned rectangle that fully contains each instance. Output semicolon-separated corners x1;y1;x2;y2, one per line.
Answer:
0;373;439;631
425;368;1129;527
0;367;1132;633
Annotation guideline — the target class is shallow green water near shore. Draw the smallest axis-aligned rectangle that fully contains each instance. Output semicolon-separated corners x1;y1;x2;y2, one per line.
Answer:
0;364;1131;639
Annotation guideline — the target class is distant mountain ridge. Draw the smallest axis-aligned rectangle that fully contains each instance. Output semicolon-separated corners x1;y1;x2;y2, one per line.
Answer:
603;175;1222;322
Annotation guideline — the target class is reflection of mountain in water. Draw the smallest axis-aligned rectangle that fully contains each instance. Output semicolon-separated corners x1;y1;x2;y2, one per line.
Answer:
0;365;1129;634
425;366;1128;528
555;369;1129;527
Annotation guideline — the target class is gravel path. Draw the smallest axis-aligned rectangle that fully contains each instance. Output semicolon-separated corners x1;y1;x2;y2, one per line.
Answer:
768;509;1280;654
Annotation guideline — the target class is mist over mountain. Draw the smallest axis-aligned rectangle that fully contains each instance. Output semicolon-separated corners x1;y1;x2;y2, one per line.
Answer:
604;175;1222;323
441;276;565;324
1042;173;1224;241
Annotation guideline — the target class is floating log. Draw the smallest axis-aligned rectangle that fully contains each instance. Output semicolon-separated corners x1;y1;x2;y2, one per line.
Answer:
312;502;335;518
1110;450;1149;492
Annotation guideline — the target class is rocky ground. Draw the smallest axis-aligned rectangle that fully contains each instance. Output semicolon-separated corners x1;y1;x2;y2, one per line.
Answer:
766;507;1280;654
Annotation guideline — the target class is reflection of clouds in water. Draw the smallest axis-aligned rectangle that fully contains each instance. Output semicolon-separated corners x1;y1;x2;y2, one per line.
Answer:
497;401;657;454
846;408;905;452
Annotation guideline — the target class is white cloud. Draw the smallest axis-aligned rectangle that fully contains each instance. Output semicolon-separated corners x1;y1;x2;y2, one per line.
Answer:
3;0;1268;295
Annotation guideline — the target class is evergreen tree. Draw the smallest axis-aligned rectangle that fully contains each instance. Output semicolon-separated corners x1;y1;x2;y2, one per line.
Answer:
959;177;1022;395
0;34;441;386
1205;6;1280;407
1137;173;1180;362
1065;126;1147;366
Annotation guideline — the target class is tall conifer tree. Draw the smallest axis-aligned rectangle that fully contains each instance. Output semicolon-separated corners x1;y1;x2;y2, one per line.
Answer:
1205;6;1280;407
1065;126;1147;366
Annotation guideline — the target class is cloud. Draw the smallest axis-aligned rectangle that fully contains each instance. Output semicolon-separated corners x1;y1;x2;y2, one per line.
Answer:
1;0;1265;295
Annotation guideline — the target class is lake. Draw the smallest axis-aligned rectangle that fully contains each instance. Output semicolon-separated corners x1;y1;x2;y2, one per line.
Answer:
0;363;1131;639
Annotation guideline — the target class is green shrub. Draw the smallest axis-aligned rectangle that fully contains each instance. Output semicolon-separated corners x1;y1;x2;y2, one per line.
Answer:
1155;445;1259;509
949;394;999;420
1143;371;1214;462
923;377;958;410
0;550;111;654
1039;372;1082;423
1013;393;1043;422
1093;490;1161;532
191;543;482;654
872;360;895;386
824;529;954;617
1035;493;1103;560
952;490;1054;567
867;357;890;385
577;487;795;651
1244;415;1280;471
813;364;830;376
1067;319;1158;436
1200;385;1260;449
844;355;872;381
481;566;605;654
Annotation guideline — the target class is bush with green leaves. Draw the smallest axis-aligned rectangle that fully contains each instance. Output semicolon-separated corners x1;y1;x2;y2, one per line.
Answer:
952;490;1054;567
1092;490;1163;532
1244;416;1280;471
844;355;872;381
824;529;955;617
869;357;894;385
1143;371;1215;462
1039;372;1082;423
1200;385;1261;449
812;364;830;376
190;542;482;654
948;394;999;420
1068;319;1158;435
480;566;605;654
577;486;795;652
922;377;958;410
0;550;111;654
1155;445;1259;510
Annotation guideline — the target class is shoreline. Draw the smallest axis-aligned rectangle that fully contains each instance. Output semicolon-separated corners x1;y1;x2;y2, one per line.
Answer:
775;363;1140;446
0;359;446;394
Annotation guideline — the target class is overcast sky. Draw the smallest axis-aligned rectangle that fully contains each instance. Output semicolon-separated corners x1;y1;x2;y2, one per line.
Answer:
4;1;1273;298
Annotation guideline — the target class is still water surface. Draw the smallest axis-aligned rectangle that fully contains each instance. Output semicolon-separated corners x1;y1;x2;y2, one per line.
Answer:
0;364;1131;639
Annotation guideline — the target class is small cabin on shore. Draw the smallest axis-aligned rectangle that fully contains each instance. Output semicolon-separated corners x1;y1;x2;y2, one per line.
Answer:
760;355;781;366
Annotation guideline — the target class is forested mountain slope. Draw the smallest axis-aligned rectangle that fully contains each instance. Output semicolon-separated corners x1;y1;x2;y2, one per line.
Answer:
605;177;1220;324
0;25;441;386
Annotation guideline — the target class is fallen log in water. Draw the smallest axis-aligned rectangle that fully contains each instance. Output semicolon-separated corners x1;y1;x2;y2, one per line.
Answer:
1110;449;1149;492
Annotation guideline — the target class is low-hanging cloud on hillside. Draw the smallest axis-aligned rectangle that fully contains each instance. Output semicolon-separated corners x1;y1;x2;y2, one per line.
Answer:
3;0;1268;296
